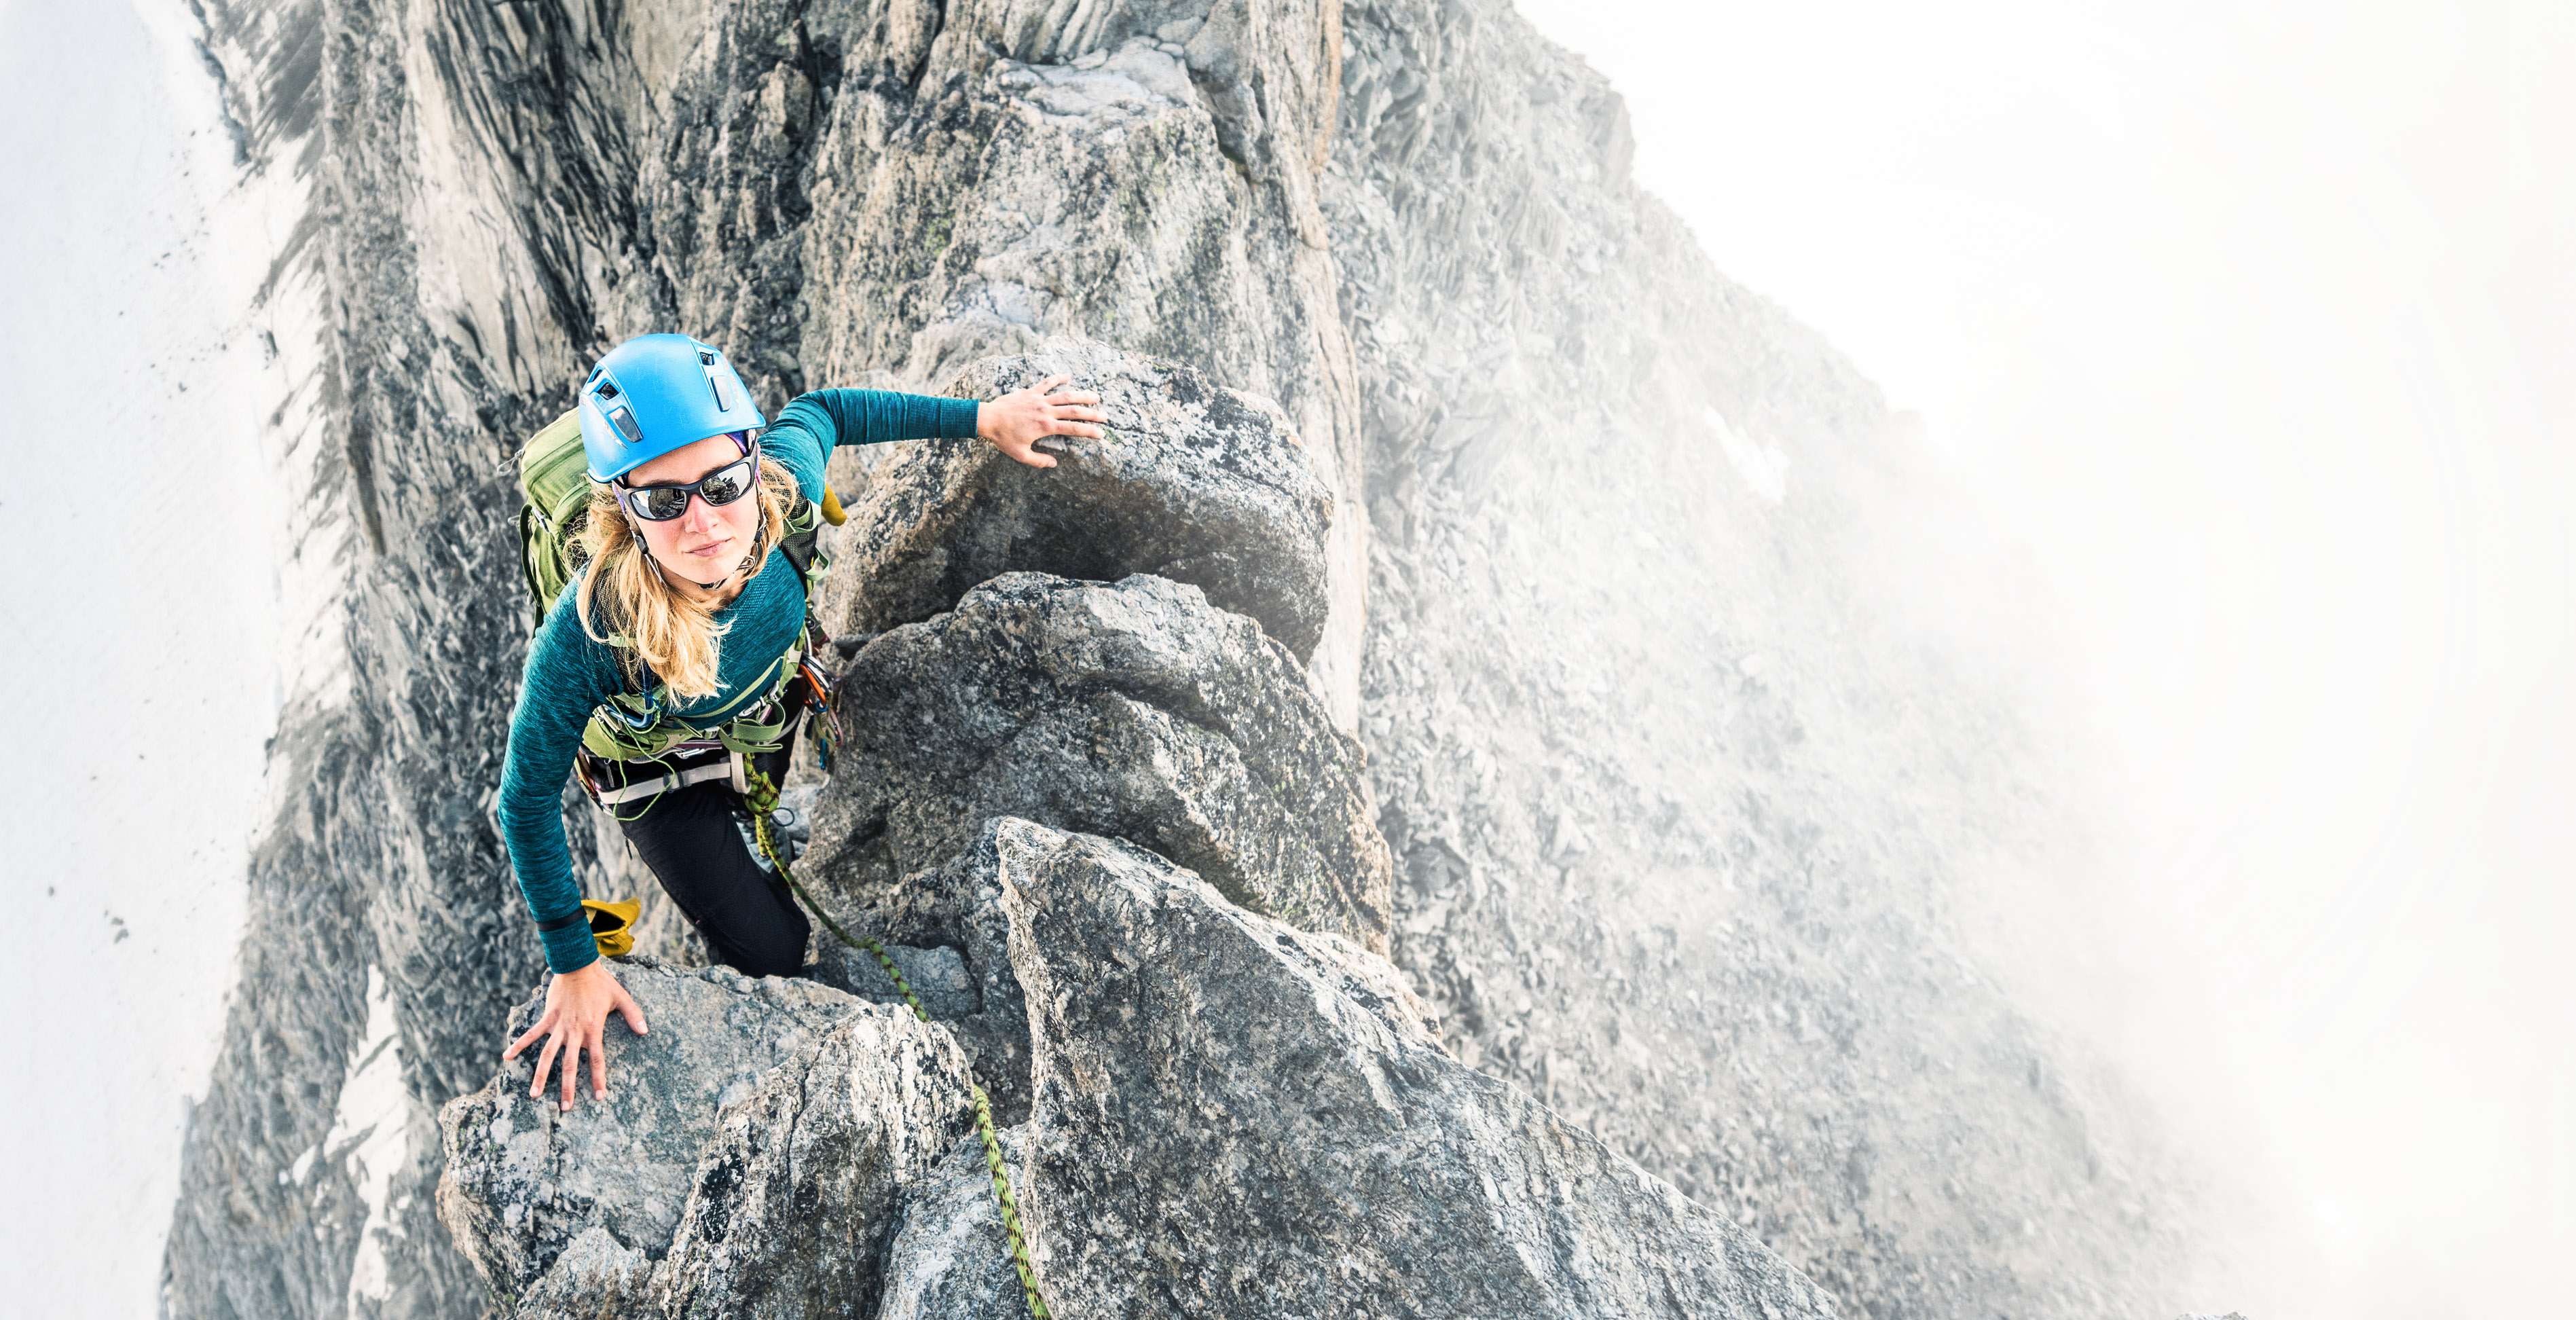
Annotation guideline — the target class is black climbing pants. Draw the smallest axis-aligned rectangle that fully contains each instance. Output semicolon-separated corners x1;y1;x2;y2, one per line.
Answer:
610;735;811;979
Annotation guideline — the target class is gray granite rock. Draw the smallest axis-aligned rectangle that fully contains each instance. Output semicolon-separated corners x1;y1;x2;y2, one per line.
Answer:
174;0;2213;1312
831;839;1039;1126
435;962;973;1319
876;1131;1034;1320
993;818;1837;1319
834;342;1335;660
648;1008;977;1320
815;940;982;1023
435;962;861;1311
807;572;1393;956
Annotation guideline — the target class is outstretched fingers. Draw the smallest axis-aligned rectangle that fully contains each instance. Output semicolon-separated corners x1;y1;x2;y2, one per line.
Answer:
529;1026;565;1101
503;1015;549;1062
614;982;648;1038
1048;408;1107;439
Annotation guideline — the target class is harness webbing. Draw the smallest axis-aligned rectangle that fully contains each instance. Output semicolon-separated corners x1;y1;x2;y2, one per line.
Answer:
589;757;737;806
743;769;1052;1319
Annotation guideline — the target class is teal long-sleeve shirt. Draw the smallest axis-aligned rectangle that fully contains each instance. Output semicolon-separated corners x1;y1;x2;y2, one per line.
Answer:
497;388;980;974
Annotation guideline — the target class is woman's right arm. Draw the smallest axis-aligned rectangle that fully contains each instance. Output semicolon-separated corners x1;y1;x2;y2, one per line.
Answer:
494;585;647;1109
495;585;622;974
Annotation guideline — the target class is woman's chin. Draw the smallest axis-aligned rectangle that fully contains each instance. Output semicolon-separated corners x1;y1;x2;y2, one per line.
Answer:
658;551;731;583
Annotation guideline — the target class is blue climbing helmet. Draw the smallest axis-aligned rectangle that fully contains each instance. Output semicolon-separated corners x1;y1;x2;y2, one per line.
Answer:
576;333;767;482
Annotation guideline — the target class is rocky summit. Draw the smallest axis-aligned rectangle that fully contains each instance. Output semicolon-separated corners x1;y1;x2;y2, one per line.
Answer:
170;0;2207;1315
437;815;1838;1320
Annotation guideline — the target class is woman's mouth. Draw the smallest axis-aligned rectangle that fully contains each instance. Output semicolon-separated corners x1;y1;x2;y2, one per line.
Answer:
686;538;729;559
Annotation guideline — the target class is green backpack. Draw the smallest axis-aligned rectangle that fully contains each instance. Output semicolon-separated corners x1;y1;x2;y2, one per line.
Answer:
515;409;596;625
512;408;846;627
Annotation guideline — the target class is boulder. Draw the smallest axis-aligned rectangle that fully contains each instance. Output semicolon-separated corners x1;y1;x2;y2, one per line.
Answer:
435;963;862;1310
807;573;1393;956
436;962;976;1319
824;838;1039;1126
649;1010;977;1320
436;821;1837;1320
991;818;1840;1320
831;342;1336;661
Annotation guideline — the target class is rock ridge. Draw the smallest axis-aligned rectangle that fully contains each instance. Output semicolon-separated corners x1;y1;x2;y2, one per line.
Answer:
439;819;1838;1319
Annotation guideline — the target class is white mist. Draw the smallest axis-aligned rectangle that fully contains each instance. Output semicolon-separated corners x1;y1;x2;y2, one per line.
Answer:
1511;1;2576;1315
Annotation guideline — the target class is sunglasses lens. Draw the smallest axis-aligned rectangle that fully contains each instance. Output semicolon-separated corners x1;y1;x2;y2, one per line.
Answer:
697;456;754;507
621;448;756;521
632;486;692;521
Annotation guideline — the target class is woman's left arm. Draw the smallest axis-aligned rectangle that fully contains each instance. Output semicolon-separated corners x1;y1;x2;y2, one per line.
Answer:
765;378;1105;492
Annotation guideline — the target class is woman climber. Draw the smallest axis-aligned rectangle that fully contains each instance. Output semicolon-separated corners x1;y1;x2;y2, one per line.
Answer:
495;332;1103;1111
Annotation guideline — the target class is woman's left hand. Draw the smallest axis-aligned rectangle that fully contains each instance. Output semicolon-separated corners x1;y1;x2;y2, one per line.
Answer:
978;374;1107;468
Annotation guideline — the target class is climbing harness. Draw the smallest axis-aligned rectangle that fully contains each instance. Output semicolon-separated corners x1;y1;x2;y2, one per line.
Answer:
741;768;1052;1319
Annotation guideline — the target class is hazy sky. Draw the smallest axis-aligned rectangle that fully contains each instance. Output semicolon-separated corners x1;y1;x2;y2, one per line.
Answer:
1507;1;2576;1315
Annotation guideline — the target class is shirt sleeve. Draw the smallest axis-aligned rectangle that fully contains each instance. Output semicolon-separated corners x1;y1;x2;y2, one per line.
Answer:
759;388;983;500
496;582;629;974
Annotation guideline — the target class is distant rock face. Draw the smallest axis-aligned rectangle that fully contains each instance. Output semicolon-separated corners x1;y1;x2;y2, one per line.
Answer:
437;963;975;1319
807;571;1393;955
995;818;1837;1320
1325;2;2203;1314
832;342;1336;660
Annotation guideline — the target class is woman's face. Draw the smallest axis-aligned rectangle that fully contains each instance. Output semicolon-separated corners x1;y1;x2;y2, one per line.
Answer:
621;433;763;587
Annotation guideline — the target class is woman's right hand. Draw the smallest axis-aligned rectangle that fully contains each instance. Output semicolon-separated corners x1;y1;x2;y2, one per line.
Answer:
503;959;648;1110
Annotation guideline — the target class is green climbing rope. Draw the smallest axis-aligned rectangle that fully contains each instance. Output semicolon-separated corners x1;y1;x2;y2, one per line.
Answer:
743;771;1052;1319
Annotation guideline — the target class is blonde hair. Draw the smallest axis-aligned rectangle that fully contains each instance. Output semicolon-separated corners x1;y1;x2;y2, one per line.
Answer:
574;458;795;701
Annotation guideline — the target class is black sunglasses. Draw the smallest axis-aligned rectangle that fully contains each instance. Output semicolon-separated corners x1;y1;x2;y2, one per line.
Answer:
616;439;760;522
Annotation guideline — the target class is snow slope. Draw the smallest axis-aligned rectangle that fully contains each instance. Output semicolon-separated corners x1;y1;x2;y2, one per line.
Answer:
0;1;309;1312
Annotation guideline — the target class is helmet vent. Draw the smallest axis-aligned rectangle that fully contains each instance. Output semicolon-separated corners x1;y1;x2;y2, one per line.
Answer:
605;404;643;446
594;380;620;401
705;363;732;411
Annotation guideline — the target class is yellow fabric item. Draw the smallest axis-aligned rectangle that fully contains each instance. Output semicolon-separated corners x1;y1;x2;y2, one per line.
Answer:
819;485;849;526
583;898;642;957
